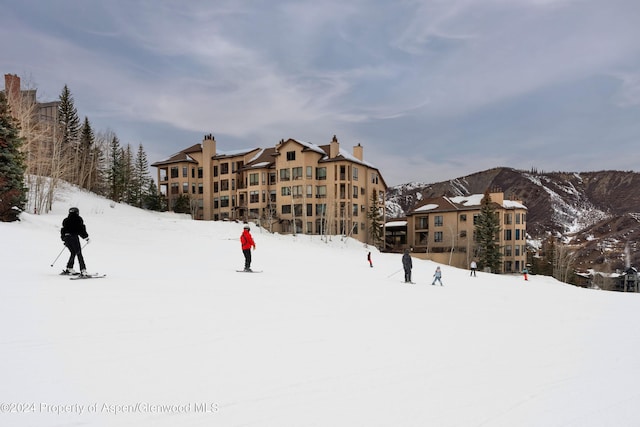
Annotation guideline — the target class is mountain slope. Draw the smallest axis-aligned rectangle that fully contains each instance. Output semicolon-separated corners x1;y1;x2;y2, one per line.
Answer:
387;168;640;270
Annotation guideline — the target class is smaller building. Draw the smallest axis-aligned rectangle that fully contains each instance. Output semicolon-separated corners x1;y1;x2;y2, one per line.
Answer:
386;192;527;273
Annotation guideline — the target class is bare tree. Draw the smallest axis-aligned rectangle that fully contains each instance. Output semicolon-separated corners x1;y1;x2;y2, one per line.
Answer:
553;243;577;283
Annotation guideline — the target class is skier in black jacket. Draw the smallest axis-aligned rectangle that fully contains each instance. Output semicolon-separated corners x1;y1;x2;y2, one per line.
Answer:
61;207;90;275
402;248;413;283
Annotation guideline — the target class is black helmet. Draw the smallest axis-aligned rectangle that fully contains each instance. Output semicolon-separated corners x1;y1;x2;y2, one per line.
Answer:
69;207;79;215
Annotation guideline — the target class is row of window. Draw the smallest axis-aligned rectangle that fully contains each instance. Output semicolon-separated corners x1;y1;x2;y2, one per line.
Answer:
416;213;527;229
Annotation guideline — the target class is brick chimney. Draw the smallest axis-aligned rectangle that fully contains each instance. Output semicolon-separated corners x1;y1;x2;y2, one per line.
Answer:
4;74;21;114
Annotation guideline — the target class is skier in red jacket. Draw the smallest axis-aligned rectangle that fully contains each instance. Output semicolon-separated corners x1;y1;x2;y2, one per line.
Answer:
240;224;256;271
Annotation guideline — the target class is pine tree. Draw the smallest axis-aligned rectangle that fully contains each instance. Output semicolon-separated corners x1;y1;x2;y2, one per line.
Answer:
367;189;384;249
57;85;81;184
106;135;124;202
131;144;151;208
143;180;165;211
0;92;27;221
475;190;502;273
78;117;95;190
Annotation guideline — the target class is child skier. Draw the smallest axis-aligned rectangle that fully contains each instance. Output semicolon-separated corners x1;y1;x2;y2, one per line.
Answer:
240;224;256;271
432;266;443;286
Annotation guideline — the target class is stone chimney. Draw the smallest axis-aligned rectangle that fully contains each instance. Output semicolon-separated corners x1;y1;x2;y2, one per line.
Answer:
353;143;363;161
329;135;339;158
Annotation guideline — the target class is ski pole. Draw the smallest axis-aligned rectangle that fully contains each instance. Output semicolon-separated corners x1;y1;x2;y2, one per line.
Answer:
387;268;403;278
50;246;66;267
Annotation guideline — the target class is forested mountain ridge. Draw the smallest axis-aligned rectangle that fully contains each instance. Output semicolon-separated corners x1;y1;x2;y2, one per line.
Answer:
386;167;640;271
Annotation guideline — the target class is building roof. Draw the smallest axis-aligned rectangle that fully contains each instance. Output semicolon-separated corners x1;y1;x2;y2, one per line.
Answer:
409;193;527;216
151;144;201;167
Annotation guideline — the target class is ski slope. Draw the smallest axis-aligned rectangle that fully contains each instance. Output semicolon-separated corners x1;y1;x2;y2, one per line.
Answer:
1;183;640;426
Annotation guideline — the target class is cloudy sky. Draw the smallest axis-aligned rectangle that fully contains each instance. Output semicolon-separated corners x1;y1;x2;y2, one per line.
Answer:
2;0;639;186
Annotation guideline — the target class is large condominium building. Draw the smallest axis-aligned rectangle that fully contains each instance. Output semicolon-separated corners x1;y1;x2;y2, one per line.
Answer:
152;135;387;244
386;192;528;273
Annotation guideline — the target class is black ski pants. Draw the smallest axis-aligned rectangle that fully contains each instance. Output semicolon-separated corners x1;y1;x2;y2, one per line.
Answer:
64;234;86;271
243;249;252;270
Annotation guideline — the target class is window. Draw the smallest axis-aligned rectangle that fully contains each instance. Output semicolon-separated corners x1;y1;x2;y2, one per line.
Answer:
292;185;303;198
282;205;291;214
182;183;189;193
515;229;521;240
191;168;195;178
213;165;218;177
171;167;179;178
306;204;313;216
353;186;358;198
505;245;513;257
198;168;203;179
340;166;346;180
292;167;303;180
286;151;296;161
306;166;313;179
418;217;428;229
353;204;358;216
434;215;443;227
171;183;179;194
316;185;327;198
221;163;229;174
182;167;188;177
220;180;229;191
280;168;290;181
434;231;443;242
316;167;327;180
504;229;512;241
250;191;259;203
460;214;467;222
460;230;467;238
504;213;513;225
516;213;521;224
249;173;259;185
316;204;326;215
220;196;229;207
306;185;313;198
281;187;291;196
371;173;379;184
213;182;219;193
198;183;203;194
353;167;359;181
213;197;219;209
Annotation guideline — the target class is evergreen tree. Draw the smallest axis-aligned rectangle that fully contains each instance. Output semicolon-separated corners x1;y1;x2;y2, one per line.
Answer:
173;194;191;214
0;92;27;221
367;189;384;249
475;190;502;273
131;144;151;208
143;180;165;211
106;135;124;202
57;85;81;183
78;117;95;190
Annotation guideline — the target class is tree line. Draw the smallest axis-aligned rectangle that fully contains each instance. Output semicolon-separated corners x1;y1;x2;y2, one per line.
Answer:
0;81;164;222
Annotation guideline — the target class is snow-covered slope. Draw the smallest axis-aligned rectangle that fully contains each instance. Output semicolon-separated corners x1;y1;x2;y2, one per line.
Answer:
2;183;640;426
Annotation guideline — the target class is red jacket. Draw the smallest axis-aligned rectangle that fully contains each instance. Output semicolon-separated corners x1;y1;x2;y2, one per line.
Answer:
240;229;255;250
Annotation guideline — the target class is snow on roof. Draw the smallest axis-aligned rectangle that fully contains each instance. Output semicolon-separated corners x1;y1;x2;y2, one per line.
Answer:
295;139;327;156
449;194;484;206
503;200;527;209
248;161;271;169
338;147;375;168
386;220;407;227
216;148;259;157
415;203;439;212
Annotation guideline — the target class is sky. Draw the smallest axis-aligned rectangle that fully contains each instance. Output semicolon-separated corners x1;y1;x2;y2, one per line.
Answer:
3;181;640;426
2;0;640;186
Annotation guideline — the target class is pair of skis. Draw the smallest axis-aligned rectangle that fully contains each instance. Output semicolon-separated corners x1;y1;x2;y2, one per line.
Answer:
60;271;106;280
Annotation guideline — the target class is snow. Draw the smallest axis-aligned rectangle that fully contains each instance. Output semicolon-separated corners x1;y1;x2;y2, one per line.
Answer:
2;183;640;426
414;203;439;212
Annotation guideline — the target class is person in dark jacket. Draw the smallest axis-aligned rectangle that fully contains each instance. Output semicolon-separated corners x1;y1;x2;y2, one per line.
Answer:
402;248;413;283
240;224;256;271
60;207;90;275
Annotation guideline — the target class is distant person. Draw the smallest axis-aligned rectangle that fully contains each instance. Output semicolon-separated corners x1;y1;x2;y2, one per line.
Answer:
367;251;373;268
240;224;256;272
470;260;477;277
432;266;443;286
523;267;528;281
60;207;90;276
402;249;413;283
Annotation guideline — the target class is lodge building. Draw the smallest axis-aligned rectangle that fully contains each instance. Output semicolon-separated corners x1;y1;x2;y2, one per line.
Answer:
152;135;387;245
386;192;528;273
